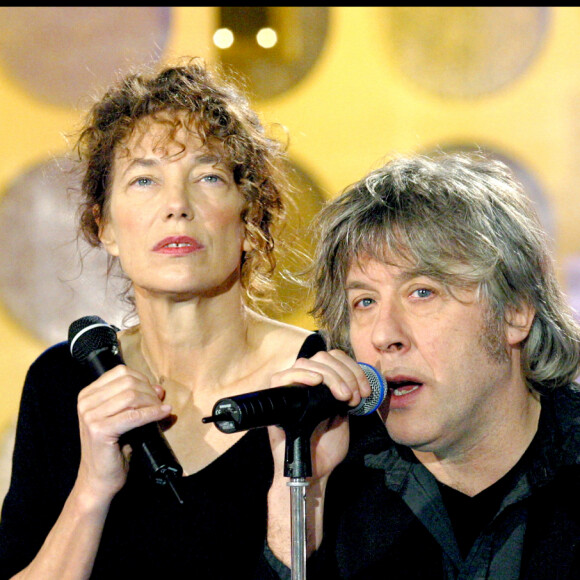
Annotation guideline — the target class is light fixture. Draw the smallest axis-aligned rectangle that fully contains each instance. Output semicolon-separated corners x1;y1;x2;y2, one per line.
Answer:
256;27;278;49
213;27;234;49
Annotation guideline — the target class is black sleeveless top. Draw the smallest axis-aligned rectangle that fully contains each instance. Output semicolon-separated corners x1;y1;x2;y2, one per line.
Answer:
0;333;327;579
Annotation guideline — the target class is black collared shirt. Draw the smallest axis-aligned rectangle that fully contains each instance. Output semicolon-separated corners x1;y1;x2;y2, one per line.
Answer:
262;384;580;579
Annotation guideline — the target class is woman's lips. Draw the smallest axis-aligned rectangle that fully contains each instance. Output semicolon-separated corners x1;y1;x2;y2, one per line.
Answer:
152;236;203;255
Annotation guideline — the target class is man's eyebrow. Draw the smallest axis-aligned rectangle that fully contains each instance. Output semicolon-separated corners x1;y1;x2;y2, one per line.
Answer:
395;269;425;283
345;269;422;290
345;280;375;291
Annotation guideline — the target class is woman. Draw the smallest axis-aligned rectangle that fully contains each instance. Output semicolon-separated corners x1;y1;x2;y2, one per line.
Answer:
0;58;324;579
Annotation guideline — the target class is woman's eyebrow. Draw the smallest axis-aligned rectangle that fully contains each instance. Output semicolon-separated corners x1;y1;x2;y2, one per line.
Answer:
118;152;225;176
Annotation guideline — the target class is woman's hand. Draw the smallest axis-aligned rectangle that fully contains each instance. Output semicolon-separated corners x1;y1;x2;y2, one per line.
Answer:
74;365;172;504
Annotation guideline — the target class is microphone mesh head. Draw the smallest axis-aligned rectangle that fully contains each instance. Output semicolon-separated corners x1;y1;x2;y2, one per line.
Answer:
68;315;119;363
350;363;387;416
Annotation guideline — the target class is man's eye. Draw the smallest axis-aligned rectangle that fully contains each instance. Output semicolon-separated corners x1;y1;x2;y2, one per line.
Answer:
355;297;374;308
412;288;433;298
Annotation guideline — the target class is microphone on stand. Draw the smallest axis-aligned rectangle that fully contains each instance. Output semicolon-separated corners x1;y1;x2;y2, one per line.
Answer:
202;362;386;434
68;315;184;505
203;361;386;579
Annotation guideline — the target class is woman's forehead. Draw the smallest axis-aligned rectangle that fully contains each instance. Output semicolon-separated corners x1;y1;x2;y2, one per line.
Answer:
115;117;229;168
120;115;197;155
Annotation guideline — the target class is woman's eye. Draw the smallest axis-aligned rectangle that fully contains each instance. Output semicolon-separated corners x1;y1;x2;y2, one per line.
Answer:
131;177;154;187
199;173;223;183
201;174;223;184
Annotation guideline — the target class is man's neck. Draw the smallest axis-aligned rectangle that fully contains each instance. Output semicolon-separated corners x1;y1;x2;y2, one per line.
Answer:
413;390;541;496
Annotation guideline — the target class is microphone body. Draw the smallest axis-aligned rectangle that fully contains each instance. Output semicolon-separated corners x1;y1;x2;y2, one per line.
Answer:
68;316;183;501
203;362;386;434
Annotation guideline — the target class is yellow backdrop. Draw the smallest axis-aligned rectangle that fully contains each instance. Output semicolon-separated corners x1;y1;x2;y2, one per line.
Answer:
2;6;580;442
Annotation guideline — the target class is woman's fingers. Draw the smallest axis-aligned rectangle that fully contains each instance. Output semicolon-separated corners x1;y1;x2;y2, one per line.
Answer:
79;366;168;431
75;365;171;499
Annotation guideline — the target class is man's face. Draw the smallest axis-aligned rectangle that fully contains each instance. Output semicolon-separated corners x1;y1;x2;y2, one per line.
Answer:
345;256;532;459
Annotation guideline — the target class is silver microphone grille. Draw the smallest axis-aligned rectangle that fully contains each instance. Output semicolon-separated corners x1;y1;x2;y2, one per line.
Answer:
349;363;387;416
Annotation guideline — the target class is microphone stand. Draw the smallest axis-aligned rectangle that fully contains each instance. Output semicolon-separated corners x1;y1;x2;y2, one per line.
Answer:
281;424;316;580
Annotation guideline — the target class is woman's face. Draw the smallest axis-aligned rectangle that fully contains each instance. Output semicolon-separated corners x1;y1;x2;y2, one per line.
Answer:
98;116;250;301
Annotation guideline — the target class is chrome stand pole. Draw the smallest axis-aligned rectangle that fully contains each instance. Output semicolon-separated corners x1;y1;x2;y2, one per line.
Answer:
288;477;309;580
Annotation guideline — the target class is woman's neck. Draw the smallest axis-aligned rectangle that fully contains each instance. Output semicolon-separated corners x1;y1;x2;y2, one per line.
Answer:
128;289;259;391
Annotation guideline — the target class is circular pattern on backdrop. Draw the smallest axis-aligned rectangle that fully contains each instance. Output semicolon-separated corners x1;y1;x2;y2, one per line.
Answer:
218;7;330;100
0;156;325;345
0;7;170;107
386;7;551;98
0;157;129;345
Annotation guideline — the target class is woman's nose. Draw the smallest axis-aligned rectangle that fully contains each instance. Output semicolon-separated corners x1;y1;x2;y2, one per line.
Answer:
164;186;194;220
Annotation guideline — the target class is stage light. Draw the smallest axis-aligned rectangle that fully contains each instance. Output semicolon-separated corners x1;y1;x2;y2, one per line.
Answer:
256;27;278;49
213;27;234;49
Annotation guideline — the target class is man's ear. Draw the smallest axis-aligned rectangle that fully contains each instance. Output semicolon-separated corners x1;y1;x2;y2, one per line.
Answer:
505;302;536;346
93;205;119;257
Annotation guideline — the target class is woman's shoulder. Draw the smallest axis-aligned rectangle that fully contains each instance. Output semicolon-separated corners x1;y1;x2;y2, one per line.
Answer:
28;341;72;371
249;314;326;366
25;341;86;396
257;315;322;346
296;331;327;358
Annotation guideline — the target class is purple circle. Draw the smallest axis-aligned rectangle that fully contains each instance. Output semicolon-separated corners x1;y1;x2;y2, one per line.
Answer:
0;157;129;344
386;7;551;98
0;7;170;107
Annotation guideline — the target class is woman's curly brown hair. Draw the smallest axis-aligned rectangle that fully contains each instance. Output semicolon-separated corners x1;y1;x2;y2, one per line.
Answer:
75;57;290;310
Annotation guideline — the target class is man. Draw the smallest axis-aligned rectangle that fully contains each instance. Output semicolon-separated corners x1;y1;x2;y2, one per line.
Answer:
261;152;580;579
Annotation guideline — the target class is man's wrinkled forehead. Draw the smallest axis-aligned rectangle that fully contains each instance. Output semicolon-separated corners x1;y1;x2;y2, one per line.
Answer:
346;248;418;278
345;249;482;292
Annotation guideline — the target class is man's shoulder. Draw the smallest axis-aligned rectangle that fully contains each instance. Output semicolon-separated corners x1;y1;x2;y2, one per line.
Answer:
551;382;580;420
546;383;580;465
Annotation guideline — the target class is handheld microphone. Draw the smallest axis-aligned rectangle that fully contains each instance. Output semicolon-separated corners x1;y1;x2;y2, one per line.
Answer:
202;362;386;434
68;315;184;504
